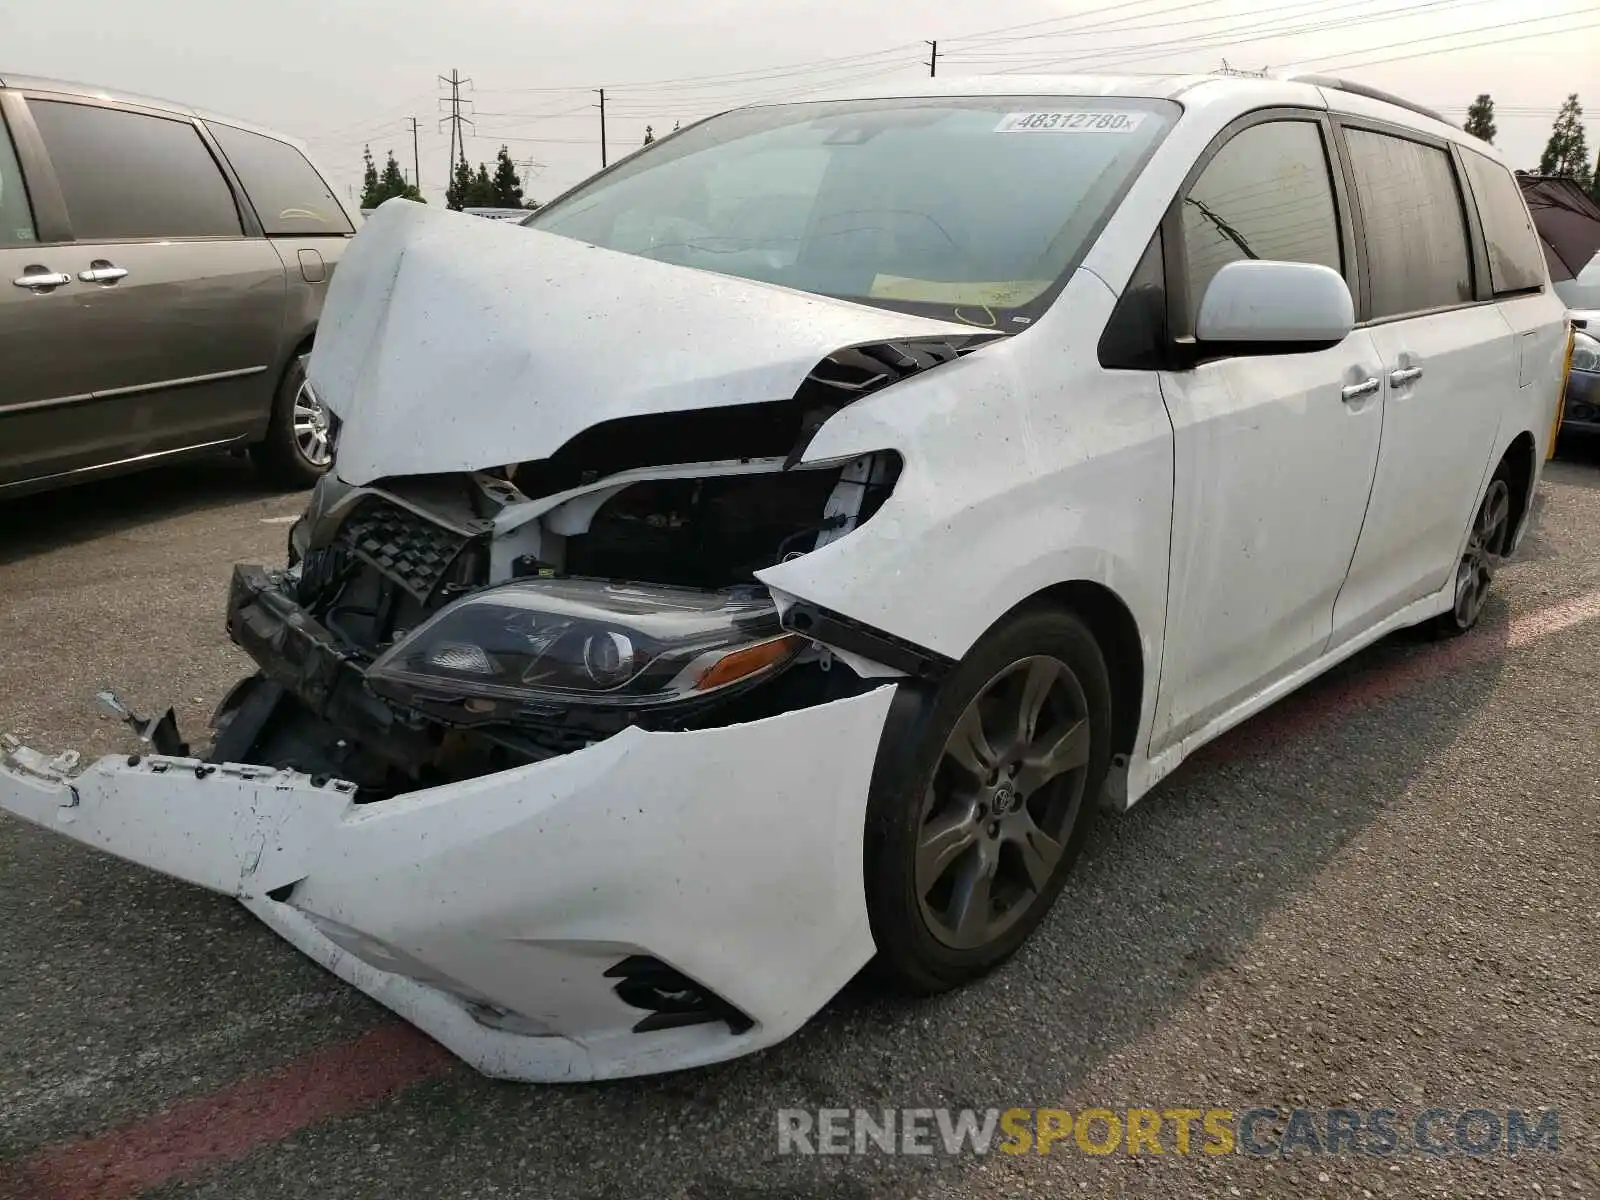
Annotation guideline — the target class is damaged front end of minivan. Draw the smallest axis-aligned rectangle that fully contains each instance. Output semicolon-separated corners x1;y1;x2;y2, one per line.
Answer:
0;202;998;1081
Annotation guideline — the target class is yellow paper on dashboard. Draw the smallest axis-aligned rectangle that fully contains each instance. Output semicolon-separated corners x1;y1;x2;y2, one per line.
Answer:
867;276;1052;306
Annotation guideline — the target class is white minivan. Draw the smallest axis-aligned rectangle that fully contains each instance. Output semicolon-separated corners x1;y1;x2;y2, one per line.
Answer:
0;72;1571;1082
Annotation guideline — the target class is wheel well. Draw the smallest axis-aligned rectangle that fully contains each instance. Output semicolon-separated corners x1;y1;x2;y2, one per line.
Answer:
1501;431;1536;545
1023;581;1144;761
269;330;317;399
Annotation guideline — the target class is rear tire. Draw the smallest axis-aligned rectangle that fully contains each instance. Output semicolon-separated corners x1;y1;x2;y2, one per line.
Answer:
1430;461;1514;638
250;352;332;490
865;605;1113;995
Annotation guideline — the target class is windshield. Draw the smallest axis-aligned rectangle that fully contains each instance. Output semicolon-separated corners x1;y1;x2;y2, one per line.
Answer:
524;96;1178;329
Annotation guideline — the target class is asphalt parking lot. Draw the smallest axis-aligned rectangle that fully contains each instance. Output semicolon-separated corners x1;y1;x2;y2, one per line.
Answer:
1;446;1598;1200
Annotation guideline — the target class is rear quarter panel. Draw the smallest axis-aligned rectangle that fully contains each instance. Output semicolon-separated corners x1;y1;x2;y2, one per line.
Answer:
249;233;352;436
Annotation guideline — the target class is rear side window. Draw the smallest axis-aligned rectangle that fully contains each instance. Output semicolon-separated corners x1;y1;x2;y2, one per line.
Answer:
208;123;353;236
1181;120;1342;318
1343;128;1473;318
1460;149;1545;295
0;112;35;246
29;100;241;240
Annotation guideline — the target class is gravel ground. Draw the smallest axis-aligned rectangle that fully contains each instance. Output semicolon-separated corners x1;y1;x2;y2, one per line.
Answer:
1;446;1597;1199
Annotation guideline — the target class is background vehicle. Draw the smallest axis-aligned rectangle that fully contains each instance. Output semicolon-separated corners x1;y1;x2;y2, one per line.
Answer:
1561;311;1598;438
0;74;357;496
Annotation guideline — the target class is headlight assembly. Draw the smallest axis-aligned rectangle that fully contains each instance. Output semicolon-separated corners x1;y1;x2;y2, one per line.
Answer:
1571;330;1599;374
366;578;803;720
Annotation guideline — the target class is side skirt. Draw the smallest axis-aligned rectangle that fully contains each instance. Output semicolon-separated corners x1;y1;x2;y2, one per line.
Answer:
1125;580;1454;808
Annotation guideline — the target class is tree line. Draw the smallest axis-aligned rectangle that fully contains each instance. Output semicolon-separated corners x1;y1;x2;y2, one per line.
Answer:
1465;93;1598;202
359;144;540;211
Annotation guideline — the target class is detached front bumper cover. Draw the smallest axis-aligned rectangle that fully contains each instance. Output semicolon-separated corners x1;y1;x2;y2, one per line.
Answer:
0;682;895;1081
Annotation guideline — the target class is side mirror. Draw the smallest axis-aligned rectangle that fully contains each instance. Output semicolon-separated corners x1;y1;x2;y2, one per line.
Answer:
1195;260;1355;353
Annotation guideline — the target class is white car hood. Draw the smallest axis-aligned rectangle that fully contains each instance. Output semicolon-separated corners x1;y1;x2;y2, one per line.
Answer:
309;201;977;485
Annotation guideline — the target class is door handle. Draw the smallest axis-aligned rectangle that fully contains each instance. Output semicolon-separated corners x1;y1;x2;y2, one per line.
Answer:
11;269;71;291
1389;366;1423;387
78;261;128;284
1341;377;1381;403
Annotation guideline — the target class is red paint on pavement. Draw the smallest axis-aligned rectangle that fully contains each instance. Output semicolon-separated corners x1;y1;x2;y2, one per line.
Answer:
1197;588;1600;762
6;1024;454;1200
1194;628;1493;763
1507;587;1600;646
7;587;1598;1198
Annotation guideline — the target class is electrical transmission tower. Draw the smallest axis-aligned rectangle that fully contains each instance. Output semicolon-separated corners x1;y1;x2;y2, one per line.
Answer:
438;68;475;189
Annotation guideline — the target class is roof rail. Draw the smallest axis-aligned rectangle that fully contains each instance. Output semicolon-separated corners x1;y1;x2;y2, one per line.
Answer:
1286;73;1452;127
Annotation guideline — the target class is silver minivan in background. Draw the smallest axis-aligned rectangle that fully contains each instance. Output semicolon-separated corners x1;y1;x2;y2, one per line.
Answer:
0;74;356;496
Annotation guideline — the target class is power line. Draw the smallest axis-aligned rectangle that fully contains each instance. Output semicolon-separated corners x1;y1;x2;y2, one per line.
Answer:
1302;14;1600;71
944;0;1354;54
980;0;1509;74
943;0;1201;46
1284;9;1596;68
460;0;1303;99
473;44;922;96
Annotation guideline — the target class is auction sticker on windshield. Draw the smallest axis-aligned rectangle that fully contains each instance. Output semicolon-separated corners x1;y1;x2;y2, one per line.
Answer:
995;111;1146;133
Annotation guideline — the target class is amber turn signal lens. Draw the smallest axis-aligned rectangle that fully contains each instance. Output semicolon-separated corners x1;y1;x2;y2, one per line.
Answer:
693;634;803;691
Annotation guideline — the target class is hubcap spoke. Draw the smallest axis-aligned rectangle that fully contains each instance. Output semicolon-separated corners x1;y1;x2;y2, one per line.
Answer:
945;702;1000;780
947;854;997;943
1014;657;1063;749
1454;480;1511;629
1486;487;1509;540
917;808;980;888
292;379;333;466
1015;718;1091;794
1460;561;1486;624
1008;811;1064;892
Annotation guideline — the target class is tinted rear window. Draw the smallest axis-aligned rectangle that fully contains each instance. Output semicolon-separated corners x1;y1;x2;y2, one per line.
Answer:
0;111;35;246
30;100;242;240
1460;149;1546;295
208;122;352;236
1343;128;1473;319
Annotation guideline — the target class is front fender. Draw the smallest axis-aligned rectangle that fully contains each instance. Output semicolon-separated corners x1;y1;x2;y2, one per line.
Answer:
759;272;1171;668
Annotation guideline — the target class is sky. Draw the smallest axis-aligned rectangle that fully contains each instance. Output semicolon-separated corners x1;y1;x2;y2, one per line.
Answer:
2;0;1596;207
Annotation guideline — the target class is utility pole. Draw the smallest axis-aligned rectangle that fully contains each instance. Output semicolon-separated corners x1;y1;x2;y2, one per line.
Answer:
926;40;939;77
407;116;421;191
438;69;474;197
596;88;608;168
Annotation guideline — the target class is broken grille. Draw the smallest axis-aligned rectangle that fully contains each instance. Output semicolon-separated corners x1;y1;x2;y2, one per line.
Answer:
336;497;474;603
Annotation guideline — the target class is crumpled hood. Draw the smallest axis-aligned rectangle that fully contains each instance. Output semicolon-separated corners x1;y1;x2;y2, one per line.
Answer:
308;201;977;485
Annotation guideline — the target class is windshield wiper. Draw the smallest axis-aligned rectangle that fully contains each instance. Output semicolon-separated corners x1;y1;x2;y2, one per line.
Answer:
1184;197;1257;260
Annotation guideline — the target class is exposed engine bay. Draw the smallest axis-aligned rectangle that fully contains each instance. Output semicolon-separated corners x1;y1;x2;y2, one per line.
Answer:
195;335;991;801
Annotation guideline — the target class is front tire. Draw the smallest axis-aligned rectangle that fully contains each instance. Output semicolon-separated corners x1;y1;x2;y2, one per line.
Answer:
865;606;1114;995
1431;463;1513;638
250;352;333;490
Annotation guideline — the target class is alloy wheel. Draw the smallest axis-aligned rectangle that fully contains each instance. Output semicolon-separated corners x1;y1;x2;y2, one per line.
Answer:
915;655;1092;951
1452;477;1511;629
291;356;333;468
